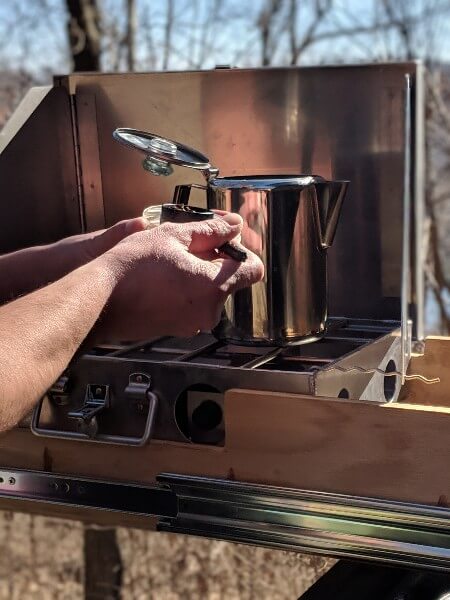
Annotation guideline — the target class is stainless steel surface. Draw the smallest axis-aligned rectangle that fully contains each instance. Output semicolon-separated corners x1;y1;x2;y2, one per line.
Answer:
401;75;412;384
54;63;424;334
0;86;81;253
2;467;450;571
314;327;404;401
208;176;348;344
412;62;426;344
158;474;450;572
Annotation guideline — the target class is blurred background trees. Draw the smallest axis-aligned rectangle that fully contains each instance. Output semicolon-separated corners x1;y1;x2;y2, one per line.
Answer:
0;0;449;333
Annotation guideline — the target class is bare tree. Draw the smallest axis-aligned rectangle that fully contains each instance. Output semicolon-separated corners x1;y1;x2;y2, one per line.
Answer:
125;0;137;71
288;0;332;65
163;0;175;70
424;70;450;331
257;0;284;66
65;0;101;71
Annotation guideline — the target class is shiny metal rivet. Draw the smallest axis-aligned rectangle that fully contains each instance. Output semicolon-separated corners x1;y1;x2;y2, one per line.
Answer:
61;482;70;493
95;387;103;395
50;482;58;491
8;477;15;485
136;375;143;383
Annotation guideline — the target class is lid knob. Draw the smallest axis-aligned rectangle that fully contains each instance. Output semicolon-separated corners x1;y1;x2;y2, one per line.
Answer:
142;156;174;177
148;137;178;156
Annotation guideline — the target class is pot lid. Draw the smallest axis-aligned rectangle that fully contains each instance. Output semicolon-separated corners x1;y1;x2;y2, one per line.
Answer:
113;128;218;178
113;129;339;189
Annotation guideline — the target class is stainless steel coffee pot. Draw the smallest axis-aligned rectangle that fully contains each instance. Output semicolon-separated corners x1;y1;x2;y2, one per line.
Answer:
113;128;349;346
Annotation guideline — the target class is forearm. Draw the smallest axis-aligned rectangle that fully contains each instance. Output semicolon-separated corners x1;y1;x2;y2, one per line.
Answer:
0;235;98;303
0;255;117;432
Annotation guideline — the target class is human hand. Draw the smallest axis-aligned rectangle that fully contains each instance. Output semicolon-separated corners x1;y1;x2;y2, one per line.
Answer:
53;217;148;264
0;217;147;303
97;214;264;341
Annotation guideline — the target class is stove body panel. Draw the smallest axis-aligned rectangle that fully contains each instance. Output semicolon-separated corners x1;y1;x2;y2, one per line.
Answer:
29;319;402;446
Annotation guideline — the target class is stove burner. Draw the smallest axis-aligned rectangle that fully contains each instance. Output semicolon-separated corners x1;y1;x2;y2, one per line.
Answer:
93;318;392;374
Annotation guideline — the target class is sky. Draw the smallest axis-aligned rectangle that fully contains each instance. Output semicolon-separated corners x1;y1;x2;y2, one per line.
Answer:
2;0;450;79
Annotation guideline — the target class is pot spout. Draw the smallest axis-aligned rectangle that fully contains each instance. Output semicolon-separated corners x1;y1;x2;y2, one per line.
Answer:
313;180;349;249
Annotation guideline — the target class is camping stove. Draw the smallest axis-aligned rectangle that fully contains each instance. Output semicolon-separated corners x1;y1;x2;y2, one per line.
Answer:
30;318;404;446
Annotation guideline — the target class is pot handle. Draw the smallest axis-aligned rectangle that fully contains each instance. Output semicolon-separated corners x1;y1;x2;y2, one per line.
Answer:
172;183;208;205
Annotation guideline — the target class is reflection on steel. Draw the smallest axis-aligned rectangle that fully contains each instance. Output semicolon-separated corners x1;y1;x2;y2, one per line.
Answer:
158;474;450;572
208;177;348;345
2;469;450;571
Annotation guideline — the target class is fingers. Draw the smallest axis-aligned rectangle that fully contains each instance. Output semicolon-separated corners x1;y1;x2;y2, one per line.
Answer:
107;217;148;242
212;250;265;294
212;210;243;228
123;217;148;235
161;218;242;254
90;218;147;257
156;218;263;292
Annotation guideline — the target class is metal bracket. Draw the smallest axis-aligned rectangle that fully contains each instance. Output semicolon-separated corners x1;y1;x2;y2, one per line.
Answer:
31;373;158;446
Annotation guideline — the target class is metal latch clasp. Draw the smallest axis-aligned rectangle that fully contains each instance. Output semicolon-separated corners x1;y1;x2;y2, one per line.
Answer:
68;384;110;438
48;374;70;406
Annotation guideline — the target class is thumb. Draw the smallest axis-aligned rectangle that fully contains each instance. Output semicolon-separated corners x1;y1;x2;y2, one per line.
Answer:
89;217;147;256
184;218;242;254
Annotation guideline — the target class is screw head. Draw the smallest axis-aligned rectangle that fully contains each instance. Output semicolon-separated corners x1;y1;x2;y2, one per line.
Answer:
8;477;15;485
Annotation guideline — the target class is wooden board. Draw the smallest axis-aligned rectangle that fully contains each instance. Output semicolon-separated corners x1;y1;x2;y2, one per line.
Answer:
400;336;450;406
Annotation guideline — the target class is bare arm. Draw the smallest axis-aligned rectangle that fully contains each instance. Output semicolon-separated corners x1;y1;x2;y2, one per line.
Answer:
0;215;263;433
0;256;117;432
0;218;145;303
